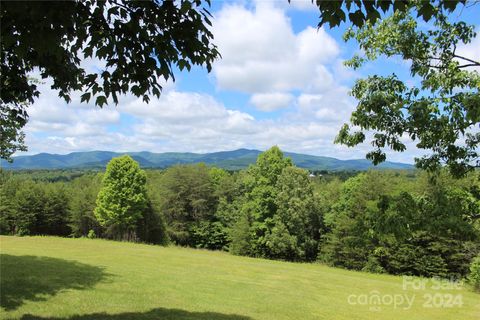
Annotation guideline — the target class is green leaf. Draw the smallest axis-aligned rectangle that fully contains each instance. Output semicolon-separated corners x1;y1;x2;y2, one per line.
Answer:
95;95;107;107
349;10;365;28
80;92;91;103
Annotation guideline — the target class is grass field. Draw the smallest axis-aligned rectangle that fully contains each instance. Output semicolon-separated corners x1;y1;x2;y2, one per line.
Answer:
1;236;479;320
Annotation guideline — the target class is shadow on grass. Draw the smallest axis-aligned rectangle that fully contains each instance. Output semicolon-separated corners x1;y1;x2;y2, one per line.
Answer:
0;254;107;311
21;308;253;320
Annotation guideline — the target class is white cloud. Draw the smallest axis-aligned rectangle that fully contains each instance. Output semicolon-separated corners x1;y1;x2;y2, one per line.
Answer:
212;3;339;94
22;84;417;163
25;80;121;137
250;92;294;111
125;91;259;141
287;0;317;11
295;87;355;122
17;1;422;165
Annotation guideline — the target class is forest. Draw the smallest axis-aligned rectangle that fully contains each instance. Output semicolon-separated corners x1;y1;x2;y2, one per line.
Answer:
1;146;479;282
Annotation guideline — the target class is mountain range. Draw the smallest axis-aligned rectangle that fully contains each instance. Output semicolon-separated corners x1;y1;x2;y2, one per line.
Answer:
1;149;414;171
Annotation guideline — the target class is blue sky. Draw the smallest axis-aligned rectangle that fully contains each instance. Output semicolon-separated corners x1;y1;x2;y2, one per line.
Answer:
23;0;480;164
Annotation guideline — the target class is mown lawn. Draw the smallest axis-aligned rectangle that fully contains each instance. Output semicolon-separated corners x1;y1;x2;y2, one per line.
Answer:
1;236;479;320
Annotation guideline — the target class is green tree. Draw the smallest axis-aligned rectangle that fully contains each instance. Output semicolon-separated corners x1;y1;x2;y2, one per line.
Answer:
12;180;46;236
0;172;19;234
231;146;294;258
320;172;385;269
246;146;292;257
38;183;71;236
137;170;169;245
336;2;479;176
274;166;323;261
321;170;480;277
136;199;169;246
0;191;14;234
158;164;232;250
69;174;103;237
1;0;219;159
210;168;245;235
94;155;147;240
263;217;299;260
159;163;218;247
311;0;465;28
0;102;27;161
231;148;325;261
468;256;480;291
229;213;253;256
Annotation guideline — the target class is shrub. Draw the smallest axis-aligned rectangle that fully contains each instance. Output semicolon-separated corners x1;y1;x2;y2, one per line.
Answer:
87;229;96;239
229;214;252;256
191;221;229;250
264;219;300;261
468;256;480;291
362;256;385;274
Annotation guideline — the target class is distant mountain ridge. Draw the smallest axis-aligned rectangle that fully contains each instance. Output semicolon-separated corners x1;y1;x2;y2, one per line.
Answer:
0;149;414;171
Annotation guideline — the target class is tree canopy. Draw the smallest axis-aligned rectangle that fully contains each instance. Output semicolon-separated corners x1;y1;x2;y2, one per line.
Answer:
310;0;466;28
94;155;147;240
335;1;479;176
0;0;218;159
1;147;479;278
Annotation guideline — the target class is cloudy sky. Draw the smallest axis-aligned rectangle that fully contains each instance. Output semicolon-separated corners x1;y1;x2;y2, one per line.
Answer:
23;0;480;163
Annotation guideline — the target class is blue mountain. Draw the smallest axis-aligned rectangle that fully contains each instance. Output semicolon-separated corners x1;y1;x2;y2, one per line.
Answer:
1;149;414;171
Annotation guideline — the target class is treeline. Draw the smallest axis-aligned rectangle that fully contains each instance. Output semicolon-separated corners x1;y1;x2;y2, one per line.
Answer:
1;146;479;279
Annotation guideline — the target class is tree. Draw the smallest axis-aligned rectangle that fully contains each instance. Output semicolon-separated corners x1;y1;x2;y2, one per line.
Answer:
231;146;295;258
0;0;219;159
69;174;103;237
320;170;480;277
274;166;323;261
38;184;71;236
137;170;169;245
469;256;480;291
0;102;27;161
0;172;19;234
310;0;465;28
159;163;218;247
335;2;479;176
244;146;293;257
94;155;147;240
229;214;253;256
13;180;46;236
320;172;385;269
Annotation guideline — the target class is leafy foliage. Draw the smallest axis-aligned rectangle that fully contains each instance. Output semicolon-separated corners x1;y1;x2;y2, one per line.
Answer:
230;146;324;261
158;163;230;249
337;3;479;177
0;103;27;161
468;256;480;291
274;166;323;261
94;155;148;240
1;146;479;279
1;0;218;106
320;170;480;278
0;0;219;160
0;178;70;236
310;0;466;28
69;174;103;237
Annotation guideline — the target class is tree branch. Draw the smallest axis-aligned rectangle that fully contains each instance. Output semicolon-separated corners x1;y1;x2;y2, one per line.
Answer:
453;54;480;66
459;63;480;69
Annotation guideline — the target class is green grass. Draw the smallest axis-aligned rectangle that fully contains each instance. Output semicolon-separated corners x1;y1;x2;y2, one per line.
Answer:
1;236;479;320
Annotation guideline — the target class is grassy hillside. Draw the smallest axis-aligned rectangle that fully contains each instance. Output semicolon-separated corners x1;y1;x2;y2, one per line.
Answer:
1;236;478;320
